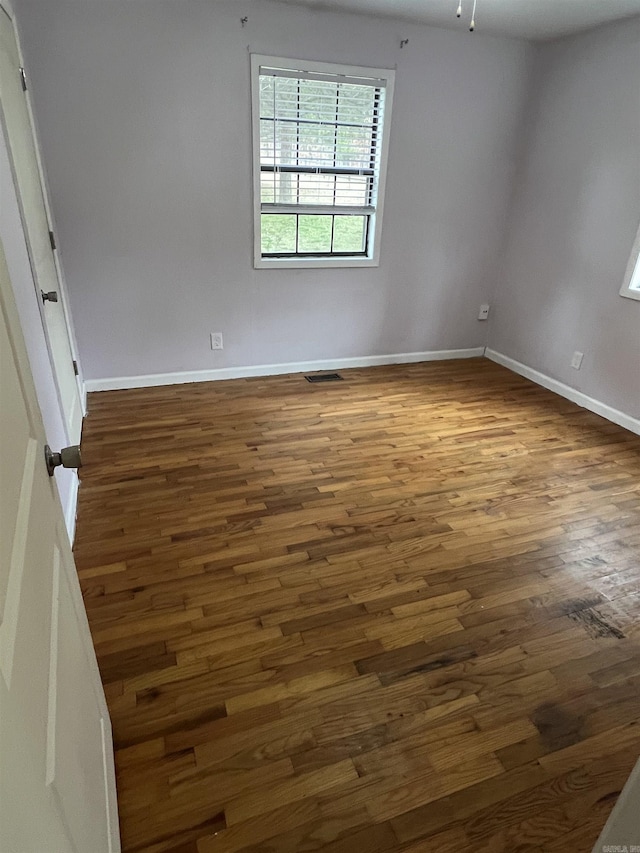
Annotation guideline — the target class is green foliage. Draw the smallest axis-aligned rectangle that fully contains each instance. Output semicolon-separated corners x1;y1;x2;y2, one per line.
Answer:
261;214;366;255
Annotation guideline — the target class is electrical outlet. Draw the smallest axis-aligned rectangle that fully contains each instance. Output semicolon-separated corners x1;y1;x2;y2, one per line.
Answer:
210;332;223;350
478;304;490;321
571;351;584;370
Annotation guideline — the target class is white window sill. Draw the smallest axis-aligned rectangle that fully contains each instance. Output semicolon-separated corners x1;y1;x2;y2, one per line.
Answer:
254;256;380;270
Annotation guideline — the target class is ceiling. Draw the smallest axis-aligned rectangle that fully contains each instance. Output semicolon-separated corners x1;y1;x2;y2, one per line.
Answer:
269;0;640;40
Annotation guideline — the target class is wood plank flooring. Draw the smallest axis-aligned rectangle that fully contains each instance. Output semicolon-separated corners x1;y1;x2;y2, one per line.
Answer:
74;358;640;852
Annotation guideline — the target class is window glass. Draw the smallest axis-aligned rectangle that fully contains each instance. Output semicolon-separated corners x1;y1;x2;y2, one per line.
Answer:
252;55;394;267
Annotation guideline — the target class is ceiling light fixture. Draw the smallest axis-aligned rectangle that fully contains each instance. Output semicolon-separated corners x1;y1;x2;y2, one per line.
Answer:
456;0;477;31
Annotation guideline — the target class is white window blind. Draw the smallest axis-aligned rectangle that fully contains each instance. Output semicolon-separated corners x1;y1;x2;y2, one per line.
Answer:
251;56;394;267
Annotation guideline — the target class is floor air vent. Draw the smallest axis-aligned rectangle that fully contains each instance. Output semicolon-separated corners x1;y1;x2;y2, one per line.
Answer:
305;373;343;383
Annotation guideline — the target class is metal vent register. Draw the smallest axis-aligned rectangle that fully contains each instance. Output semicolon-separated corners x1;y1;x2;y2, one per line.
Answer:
305;373;344;383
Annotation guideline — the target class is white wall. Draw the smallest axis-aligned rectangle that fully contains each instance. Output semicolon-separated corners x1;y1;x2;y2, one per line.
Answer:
489;18;640;418
14;0;533;381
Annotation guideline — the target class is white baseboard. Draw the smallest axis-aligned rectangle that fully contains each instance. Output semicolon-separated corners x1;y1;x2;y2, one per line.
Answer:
64;472;79;544
593;756;640;850
485;349;640;436
84;348;486;393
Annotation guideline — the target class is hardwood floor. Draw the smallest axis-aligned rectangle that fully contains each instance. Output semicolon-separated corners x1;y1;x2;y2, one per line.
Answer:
73;358;640;852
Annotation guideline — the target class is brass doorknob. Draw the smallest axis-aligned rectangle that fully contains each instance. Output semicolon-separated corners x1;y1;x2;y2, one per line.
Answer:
44;444;82;477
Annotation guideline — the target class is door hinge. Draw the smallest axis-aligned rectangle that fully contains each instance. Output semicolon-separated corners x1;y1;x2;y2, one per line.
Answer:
49;230;56;251
72;360;79;376
19;66;27;91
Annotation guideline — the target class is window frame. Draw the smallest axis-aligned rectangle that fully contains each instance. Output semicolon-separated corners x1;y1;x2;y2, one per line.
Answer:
250;54;395;270
620;222;640;301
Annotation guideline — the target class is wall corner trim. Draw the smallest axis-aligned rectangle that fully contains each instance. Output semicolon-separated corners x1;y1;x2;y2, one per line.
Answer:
84;348;486;393
485;349;640;436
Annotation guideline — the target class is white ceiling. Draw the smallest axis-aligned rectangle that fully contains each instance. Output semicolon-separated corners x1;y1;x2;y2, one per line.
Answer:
270;0;640;40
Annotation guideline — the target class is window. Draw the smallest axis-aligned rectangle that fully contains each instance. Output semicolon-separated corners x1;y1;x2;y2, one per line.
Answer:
251;55;394;269
620;222;640;301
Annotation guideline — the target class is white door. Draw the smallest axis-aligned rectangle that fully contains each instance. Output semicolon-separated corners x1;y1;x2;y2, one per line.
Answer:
0;3;82;444
0;233;119;847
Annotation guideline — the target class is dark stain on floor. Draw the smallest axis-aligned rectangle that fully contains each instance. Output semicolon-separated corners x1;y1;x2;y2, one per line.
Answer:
531;702;583;751
567;608;625;640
